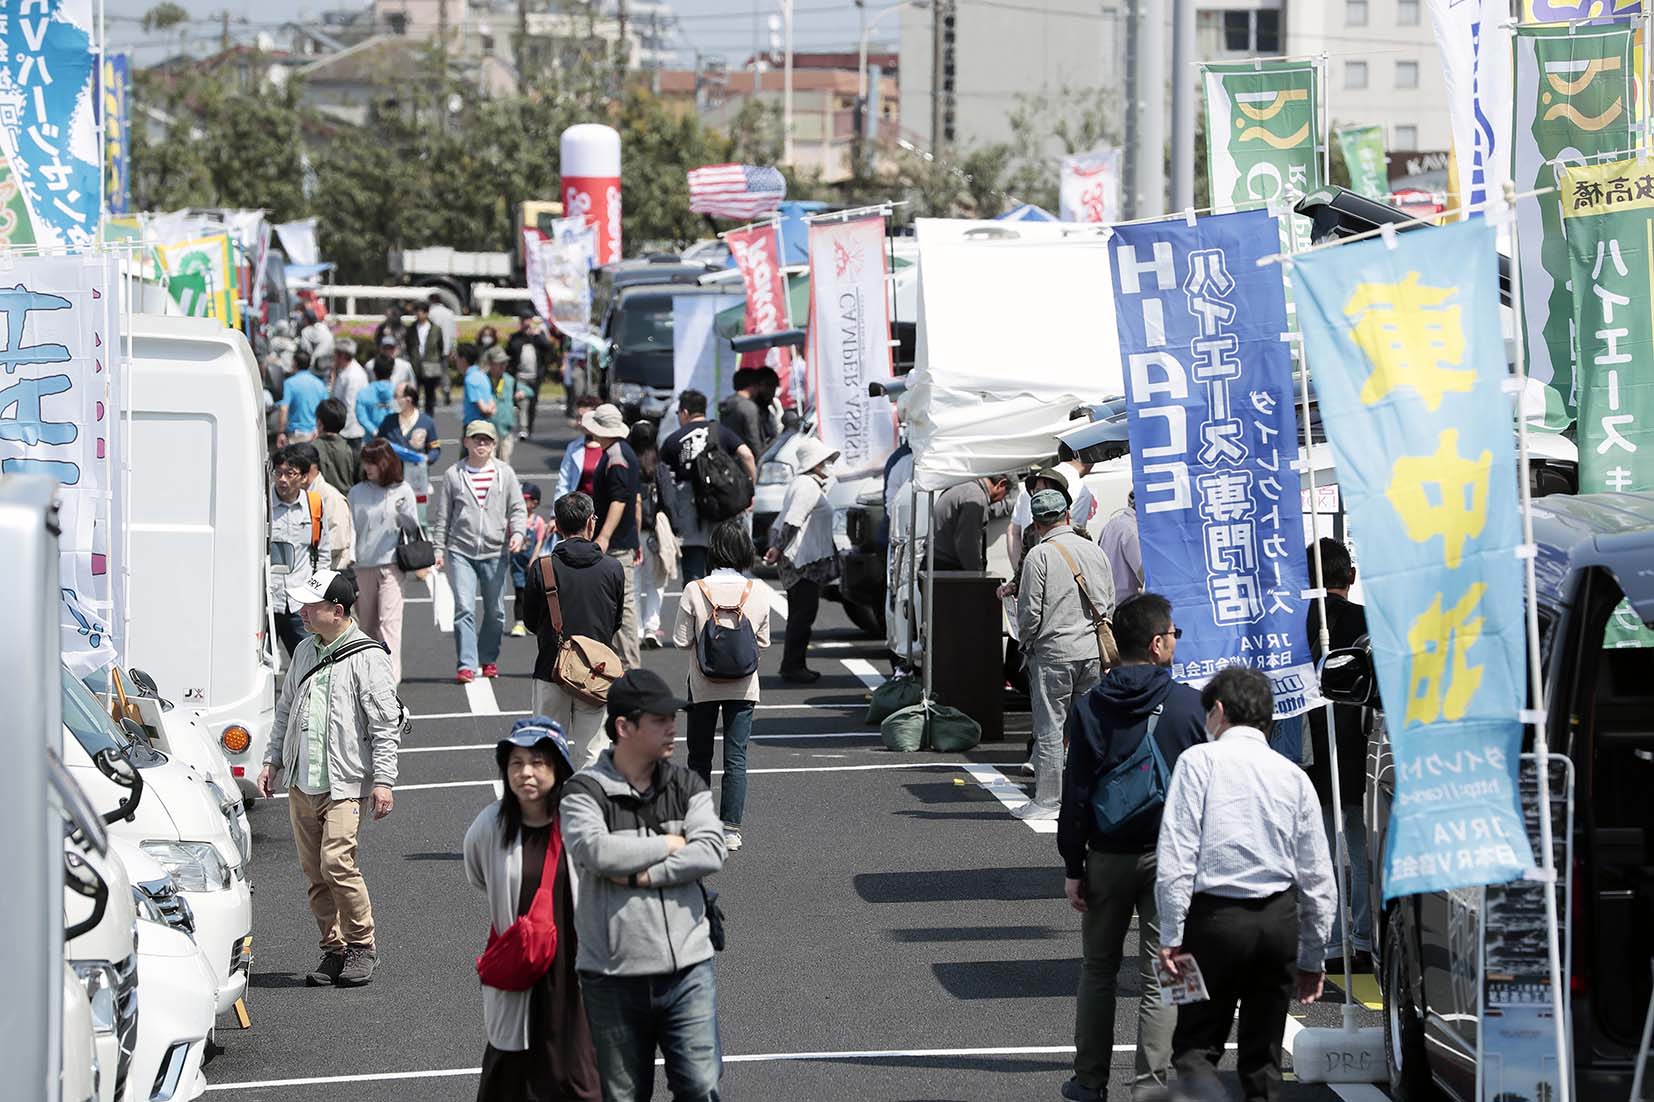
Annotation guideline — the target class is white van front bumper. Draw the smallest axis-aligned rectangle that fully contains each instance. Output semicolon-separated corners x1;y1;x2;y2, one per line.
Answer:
181;874;254;1014
130;921;214;1102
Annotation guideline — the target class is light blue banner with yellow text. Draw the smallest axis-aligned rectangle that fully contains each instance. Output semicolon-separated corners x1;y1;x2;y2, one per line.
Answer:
1291;219;1534;899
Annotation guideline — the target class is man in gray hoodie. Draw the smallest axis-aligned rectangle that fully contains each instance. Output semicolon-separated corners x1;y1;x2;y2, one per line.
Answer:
561;669;728;1101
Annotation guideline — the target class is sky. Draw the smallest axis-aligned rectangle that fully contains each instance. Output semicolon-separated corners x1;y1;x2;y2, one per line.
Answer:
104;0;888;69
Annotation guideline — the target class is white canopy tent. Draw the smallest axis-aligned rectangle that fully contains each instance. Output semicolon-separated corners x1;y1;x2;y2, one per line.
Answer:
905;219;1123;492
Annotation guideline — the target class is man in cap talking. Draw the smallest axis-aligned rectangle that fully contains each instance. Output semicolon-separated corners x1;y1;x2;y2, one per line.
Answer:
1014;487;1115;820
259;569;403;988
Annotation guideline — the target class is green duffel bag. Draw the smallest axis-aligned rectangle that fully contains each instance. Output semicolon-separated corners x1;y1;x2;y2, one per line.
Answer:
866;674;924;725
880;703;983;753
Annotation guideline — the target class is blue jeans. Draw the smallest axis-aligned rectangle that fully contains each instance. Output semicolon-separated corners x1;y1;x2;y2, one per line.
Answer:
1324;803;1373;954
581;959;721;1101
449;550;508;671
686;700;753;827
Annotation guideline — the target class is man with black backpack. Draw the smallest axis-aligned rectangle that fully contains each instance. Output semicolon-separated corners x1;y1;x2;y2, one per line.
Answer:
659;389;756;583
259;569;404;990
524;492;628;768
1055;593;1206;1102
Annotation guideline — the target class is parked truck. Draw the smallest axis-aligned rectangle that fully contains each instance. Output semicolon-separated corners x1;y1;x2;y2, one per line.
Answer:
388;199;565;313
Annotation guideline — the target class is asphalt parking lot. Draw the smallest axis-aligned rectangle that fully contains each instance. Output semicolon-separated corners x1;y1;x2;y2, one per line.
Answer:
203;416;1384;1101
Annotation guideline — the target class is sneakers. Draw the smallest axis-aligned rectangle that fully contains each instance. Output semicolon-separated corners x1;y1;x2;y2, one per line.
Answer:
1061;1078;1105;1102
640;634;661;650
517;431;528;441
778;667;821;684
304;950;345;987
456;667;475;684
1012;799;1060;821
509;621;528;638
335;944;378;987
481;663;499;679
723;824;743;852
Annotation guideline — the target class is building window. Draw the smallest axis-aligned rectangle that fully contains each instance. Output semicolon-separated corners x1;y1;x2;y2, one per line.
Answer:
1255;9;1280;53
1222;10;1250;52
1396;60;1419;88
1345;61;1368;90
1347;0;1368;26
1398;0;1420;25
1395;125;1418;149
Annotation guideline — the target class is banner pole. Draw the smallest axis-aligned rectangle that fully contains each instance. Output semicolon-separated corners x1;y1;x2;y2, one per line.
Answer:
923;488;936;712
1500;179;1570;1102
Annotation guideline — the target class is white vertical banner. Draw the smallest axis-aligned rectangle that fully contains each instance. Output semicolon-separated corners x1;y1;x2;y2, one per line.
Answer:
1059;146;1121;223
275;218;320;266
806;215;897;474
1425;0;1513;214
524;228;552;322
0;255;123;673
672;292;745;402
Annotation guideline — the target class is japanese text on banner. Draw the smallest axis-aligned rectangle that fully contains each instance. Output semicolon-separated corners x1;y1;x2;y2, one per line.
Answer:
1111;209;1317;720
1560;158;1654;648
806;215;896;473
0;0;100;249
726;222;797;394
1290;218;1534;898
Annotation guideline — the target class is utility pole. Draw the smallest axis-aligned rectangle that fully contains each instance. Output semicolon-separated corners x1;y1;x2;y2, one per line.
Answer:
220;10;231;52
929;0;953;154
1124;0;1166;218
1170;0;1195;210
516;0;529;90
616;0;629;92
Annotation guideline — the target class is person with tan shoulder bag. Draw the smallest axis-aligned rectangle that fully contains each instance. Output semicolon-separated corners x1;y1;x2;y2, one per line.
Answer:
523;492;628;767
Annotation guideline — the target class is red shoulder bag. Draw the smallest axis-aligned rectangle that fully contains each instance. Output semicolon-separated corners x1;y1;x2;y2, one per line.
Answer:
475;821;564;991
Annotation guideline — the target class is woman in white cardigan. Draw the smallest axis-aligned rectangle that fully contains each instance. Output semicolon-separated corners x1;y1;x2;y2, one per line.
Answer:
463;718;598;1101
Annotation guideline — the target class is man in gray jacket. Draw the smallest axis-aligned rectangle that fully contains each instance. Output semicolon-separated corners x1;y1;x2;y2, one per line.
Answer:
562;669;728;1101
1015;488;1116;820
258;569;403;988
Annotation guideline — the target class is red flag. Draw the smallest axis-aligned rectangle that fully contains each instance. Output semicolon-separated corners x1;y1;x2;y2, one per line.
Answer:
725;222;797;405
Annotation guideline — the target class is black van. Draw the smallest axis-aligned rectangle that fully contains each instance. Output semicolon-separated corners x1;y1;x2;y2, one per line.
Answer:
600;283;730;424
1326;491;1654;1102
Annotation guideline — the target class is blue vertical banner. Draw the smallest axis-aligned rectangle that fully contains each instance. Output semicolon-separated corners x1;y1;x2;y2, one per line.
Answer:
0;0;101;249
1111;208;1318;719
1291;219;1534;899
100;52;129;216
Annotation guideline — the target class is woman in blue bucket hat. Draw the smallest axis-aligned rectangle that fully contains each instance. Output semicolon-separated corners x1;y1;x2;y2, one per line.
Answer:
463;717;599;1100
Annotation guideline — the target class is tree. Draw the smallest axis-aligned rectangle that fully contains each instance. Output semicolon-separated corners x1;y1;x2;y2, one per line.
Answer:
140;2;187;34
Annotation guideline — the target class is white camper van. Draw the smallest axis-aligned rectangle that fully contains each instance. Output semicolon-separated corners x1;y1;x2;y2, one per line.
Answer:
122;315;276;799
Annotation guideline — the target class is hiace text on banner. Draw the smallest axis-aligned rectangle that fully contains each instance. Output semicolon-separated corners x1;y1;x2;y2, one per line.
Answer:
1560;158;1654;648
1512;21;1635;429
1110;208;1317;720
100;53;130;217
1425;0;1512;215
0;0;100;250
1290;218;1534;899
1201;61;1321;212
0;256;123;673
725;222;796;389
1335;125;1390;200
1059;146;1121;223
807;214;896;473
157;234;242;329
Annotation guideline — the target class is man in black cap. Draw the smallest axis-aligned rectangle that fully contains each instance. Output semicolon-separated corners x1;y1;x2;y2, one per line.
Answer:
259;569;403;989
560;669;728;1101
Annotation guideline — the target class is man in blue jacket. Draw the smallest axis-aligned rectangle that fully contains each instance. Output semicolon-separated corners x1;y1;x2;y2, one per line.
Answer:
1056;593;1207;1102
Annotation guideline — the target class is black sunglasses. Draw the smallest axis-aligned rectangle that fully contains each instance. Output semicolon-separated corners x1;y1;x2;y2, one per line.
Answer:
1157;627;1183;640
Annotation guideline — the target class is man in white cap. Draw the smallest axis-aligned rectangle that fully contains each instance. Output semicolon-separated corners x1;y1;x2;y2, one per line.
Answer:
259;568;403;989
582;402;644;669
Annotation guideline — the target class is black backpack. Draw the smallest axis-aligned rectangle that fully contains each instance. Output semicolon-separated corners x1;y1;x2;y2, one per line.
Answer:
692;442;754;521
694;580;760;681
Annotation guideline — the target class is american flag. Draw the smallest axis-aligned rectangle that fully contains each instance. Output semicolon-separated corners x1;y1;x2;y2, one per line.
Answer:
687;163;787;220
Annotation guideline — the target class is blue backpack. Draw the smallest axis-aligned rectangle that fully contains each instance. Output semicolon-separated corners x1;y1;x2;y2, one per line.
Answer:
694;580;760;681
1090;706;1170;834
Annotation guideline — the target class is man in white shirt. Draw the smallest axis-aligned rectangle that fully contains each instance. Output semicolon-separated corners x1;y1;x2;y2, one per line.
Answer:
1154;667;1335;1102
426;293;458;361
330;339;370;454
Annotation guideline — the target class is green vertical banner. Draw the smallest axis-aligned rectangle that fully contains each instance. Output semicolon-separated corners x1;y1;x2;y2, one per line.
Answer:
1561;157;1654;648
1512;22;1635;430
1336;124;1389;198
1202;60;1322;210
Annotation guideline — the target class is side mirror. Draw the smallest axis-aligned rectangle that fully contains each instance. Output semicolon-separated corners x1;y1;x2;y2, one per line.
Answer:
94;747;146;824
63;851;109;941
126;668;161;697
1319;646;1376;706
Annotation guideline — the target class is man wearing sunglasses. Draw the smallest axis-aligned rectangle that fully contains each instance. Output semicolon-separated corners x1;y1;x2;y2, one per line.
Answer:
1054;593;1207;1102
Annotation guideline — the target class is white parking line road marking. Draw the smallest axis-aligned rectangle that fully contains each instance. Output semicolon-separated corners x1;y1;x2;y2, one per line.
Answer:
273;762;967;798
269;779;496;800
408;709;533;722
961;762;1056;834
207;1041;1242;1090
464;677;501;715
399;731;885;754
405;703;862;722
840;658;885;690
771;593;788;620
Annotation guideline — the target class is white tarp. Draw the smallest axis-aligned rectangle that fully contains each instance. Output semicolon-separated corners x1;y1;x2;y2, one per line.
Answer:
906;219;1123;491
672;292;745;401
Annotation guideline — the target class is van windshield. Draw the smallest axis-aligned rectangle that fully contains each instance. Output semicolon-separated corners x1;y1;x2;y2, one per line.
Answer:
617;300;673;352
60;666;130;759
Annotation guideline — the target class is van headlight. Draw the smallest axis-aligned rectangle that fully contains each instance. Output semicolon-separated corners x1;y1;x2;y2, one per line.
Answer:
759;461;794;485
70;962;118;1035
614;382;646;406
140;840;232;892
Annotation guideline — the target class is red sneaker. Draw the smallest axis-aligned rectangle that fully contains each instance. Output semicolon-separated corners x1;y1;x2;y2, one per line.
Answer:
481;663;499;679
456;667;475;684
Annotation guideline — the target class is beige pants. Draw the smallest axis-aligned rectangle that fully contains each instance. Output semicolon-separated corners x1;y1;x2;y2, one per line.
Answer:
496;432;516;464
288;789;375;951
532;679;609;767
609;549;640;670
353;563;405;683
